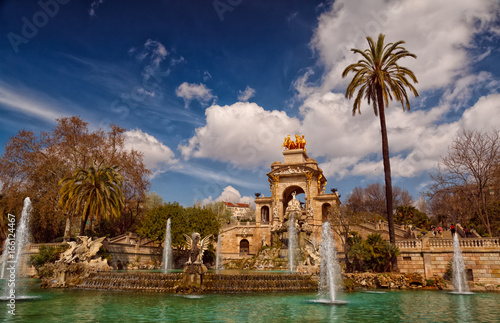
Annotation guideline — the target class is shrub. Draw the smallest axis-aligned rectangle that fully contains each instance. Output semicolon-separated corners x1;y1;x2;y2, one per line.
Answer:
28;245;68;271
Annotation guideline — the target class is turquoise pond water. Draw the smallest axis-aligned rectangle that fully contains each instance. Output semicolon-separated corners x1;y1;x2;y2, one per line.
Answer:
1;279;500;322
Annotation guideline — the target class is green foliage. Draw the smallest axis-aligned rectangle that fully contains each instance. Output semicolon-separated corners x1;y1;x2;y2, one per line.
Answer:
347;233;399;272
137;202;220;247
59;162;124;235
28;244;68;272
395;206;430;229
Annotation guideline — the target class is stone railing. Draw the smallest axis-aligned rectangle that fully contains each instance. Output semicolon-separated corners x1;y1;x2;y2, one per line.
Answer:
222;221;258;230
429;238;500;249
396;238;500;251
395;240;422;249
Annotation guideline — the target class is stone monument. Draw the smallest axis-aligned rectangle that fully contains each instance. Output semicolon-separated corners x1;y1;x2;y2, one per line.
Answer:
176;232;212;293
42;236;112;288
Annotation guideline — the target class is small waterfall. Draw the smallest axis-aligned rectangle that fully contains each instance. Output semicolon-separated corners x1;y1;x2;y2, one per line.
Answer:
288;212;297;273
1;198;32;299
216;234;223;271
0;237;10;279
318;222;344;304
452;233;470;294
162;218;172;271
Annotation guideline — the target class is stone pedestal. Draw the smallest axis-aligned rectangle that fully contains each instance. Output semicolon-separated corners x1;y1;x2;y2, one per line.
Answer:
183;263;208;287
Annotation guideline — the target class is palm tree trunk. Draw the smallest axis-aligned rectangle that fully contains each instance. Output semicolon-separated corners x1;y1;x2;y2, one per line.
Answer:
376;84;397;271
64;213;71;242
80;211;89;236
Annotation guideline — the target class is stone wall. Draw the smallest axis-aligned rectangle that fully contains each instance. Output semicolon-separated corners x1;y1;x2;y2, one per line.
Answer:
396;237;500;284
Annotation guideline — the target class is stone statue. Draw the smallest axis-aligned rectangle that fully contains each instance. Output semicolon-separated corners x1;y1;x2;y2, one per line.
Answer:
184;232;212;265
303;238;321;266
177;232;213;293
281;134;306;151
43;236;111;288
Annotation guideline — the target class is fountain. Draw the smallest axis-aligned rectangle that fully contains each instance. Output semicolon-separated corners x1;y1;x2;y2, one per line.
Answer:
316;222;346;304
215;234;223;271
1;197;37;303
451;233;473;295
162;218;172;271
288;212;297;273
1;198;32;281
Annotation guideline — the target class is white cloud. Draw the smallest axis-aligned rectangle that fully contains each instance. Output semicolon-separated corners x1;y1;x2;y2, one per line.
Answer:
124;129;177;177
307;0;500;93
0;82;68;123
198;186;254;207
237;86;256;101
89;0;105;17
178;102;300;168
175;82;215;107
459;93;500;132
133;39;169;81
286;0;500;185
215;186;255;206
137;88;155;97
203;70;212;82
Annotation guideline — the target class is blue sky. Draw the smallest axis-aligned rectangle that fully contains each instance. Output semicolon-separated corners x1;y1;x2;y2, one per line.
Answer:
1;0;499;207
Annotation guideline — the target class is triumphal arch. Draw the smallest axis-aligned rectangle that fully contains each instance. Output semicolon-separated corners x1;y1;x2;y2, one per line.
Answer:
220;135;341;258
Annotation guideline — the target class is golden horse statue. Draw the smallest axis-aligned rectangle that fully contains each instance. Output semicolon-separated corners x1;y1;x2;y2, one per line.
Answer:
282;134;306;153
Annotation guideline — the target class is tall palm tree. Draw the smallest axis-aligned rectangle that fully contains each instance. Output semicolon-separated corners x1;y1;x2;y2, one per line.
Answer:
342;34;419;258
59;162;124;236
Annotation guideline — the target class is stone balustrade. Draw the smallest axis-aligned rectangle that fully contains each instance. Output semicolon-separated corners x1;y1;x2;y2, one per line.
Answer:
396;237;500;284
396;238;500;251
395;240;422;249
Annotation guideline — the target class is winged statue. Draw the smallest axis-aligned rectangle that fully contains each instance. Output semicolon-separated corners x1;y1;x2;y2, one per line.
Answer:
184;232;213;264
304;238;321;266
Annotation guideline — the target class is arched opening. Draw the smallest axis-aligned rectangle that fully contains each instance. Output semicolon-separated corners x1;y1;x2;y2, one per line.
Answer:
282;185;306;213
261;206;269;224
239;239;249;255
322;203;332;221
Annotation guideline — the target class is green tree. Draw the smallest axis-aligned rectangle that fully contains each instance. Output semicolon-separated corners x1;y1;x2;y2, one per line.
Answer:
347;233;399;272
59;163;124;235
138;202;221;248
0;116;150;243
342;34;419;258
395;205;430;229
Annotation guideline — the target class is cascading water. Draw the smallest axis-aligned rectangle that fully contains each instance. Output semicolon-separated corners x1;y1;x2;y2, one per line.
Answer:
1;197;35;300
451;233;472;294
288;212;297;273
0;238;9;279
162;218;172;271
216;234;223;271
317;222;346;304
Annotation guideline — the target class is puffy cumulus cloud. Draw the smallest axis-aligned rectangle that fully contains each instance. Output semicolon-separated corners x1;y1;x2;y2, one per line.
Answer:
237;86;256;101
176;82;215;107
313;91;500;180
200;186;255;207
298;91;440;180
216;186;255;205
178;102;300;168
307;0;500;93
459;93;500;131
124;129;177;177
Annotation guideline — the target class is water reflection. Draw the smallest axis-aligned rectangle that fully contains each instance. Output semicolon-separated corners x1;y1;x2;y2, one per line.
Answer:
1;281;500;322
